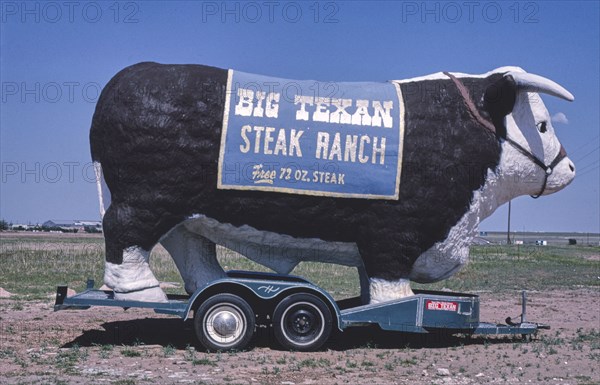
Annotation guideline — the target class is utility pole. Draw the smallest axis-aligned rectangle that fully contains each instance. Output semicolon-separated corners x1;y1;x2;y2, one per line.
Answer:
507;200;512;245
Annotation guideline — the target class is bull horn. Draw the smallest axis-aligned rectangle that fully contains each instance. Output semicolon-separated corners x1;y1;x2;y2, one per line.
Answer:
506;72;574;102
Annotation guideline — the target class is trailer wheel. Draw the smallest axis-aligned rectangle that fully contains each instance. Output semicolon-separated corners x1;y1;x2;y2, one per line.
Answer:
273;293;332;351
194;294;255;351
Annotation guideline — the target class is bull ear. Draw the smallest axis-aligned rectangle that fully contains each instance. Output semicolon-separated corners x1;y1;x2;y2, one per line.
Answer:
484;75;517;139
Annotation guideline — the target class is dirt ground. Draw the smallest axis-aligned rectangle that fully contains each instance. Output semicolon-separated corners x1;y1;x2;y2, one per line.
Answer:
1;289;598;385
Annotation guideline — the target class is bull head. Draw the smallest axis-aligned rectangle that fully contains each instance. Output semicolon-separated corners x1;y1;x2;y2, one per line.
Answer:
483;69;575;205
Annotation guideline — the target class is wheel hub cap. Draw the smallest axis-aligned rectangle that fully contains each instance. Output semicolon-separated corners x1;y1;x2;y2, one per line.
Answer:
212;311;238;338
291;310;314;334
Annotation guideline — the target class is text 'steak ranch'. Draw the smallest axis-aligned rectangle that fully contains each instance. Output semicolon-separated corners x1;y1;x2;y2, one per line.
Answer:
234;88;394;166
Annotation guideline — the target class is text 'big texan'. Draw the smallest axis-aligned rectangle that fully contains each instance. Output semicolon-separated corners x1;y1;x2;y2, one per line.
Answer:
218;70;405;199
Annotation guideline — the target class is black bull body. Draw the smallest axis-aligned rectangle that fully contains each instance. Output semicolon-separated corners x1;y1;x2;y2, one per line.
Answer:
90;62;572;299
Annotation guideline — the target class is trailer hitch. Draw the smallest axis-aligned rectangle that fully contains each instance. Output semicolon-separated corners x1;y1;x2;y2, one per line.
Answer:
505;290;528;326
504;291;550;335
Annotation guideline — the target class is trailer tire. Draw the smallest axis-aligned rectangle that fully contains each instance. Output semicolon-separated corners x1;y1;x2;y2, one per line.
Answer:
194;294;255;352
273;293;332;351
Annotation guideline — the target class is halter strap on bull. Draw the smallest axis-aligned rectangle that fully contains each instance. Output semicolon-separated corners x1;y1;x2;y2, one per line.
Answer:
443;71;568;199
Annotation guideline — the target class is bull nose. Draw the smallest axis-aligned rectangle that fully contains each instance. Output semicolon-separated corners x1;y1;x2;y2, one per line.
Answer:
569;162;575;172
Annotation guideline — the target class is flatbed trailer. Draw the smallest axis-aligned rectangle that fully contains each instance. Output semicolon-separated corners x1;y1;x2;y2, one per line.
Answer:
55;270;549;351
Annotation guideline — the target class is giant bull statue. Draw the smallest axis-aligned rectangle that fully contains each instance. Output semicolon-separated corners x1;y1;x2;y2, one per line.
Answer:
90;62;575;303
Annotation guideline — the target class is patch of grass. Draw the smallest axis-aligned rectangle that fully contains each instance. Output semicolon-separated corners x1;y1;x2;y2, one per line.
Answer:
256;355;267;365
0;235;106;298
574;375;596;385
573;329;600;348
414;244;600;292
334;365;347;374
541;335;565;346
192;357;217;366
396;357;418;367
55;344;87;373
163;344;176;357
183;345;196;362
121;347;142;357
0;348;16;359
587;352;600;361
297;357;331;368
92;343;114;359
275;356;287;364
1;233;598;299
114;380;137;385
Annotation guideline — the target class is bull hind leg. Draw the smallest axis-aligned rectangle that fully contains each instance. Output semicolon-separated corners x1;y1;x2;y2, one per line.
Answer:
160;224;226;294
102;204;168;302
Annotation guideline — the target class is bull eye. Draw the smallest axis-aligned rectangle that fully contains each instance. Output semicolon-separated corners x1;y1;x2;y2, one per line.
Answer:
537;121;548;133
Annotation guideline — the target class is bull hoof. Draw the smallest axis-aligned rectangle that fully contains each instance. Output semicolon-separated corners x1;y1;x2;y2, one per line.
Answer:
113;286;168;303
369;278;415;304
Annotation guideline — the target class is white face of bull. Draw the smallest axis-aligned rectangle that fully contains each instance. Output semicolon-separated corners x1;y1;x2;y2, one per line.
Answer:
501;91;575;200
482;71;575;214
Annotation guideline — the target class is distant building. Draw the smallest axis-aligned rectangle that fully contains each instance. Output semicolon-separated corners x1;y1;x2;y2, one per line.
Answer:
43;220;72;228
76;220;103;233
10;223;34;230
43;220;102;233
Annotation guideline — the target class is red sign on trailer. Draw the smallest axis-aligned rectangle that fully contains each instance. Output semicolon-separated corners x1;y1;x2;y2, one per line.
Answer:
426;300;458;312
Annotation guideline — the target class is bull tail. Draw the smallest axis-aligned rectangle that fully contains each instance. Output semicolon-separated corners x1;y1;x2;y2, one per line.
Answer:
93;161;111;218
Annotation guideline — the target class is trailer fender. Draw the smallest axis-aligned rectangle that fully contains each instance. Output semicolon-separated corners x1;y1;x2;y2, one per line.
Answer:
182;277;342;332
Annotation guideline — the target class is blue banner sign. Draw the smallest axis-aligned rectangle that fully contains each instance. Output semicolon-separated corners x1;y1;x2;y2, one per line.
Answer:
218;70;405;199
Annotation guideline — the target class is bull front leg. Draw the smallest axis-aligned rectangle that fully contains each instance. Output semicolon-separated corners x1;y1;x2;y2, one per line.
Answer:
102;204;168;302
368;277;414;304
359;237;415;304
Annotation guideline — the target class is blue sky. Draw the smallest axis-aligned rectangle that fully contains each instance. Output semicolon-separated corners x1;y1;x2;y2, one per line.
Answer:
1;1;598;233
